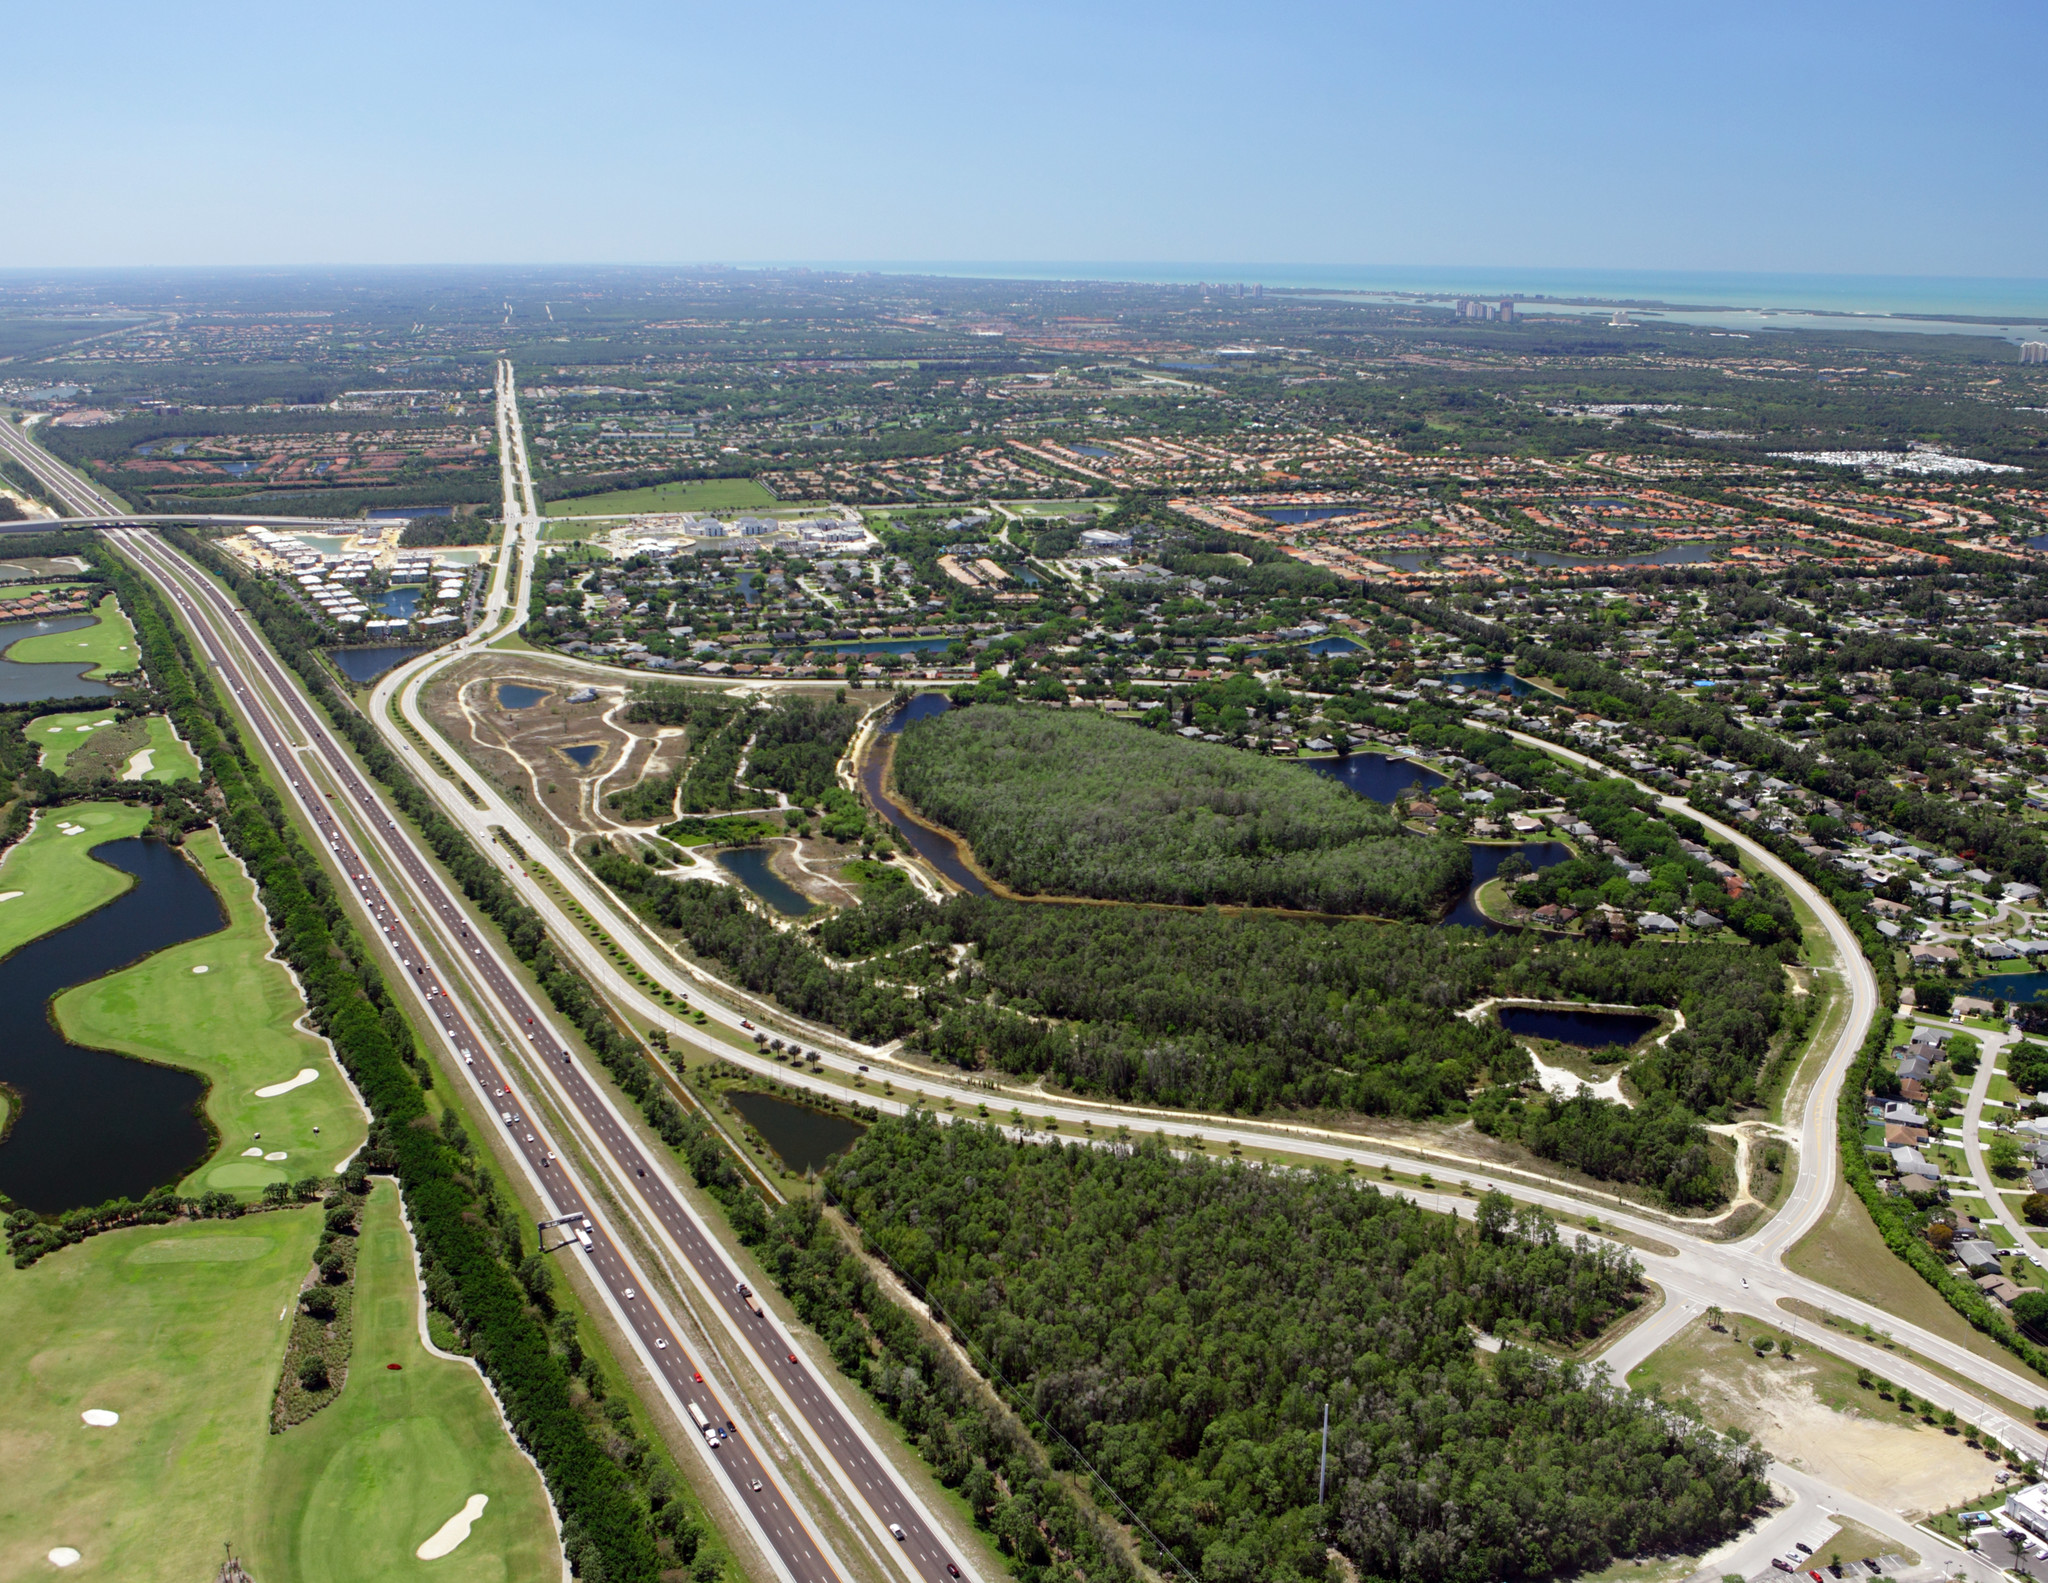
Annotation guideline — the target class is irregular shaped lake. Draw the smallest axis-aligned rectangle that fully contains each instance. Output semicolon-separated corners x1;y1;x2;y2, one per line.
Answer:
0;836;221;1212
715;846;813;917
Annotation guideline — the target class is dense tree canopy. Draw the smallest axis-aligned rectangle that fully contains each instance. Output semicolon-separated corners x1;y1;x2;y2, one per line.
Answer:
829;1117;1767;1583
890;706;1469;920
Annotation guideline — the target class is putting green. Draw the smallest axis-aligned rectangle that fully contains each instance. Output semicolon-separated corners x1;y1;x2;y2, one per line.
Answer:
24;709;122;774
54;827;367;1197
5;592;139;677
249;1182;560;1582
0;801;152;959
0;1208;323;1580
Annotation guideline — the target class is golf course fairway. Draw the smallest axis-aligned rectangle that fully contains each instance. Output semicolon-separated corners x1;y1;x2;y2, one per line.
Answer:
53;826;367;1197
5;592;139;677
248;1181;560;1582
0;1207;324;1578
0;801;152;958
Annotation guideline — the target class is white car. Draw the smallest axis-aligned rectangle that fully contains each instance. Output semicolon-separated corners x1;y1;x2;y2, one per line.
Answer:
654;1338;668;1350
889;1524;906;1542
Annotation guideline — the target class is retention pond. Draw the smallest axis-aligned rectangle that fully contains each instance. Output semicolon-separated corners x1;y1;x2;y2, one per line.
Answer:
0;835;222;1212
725;1089;865;1174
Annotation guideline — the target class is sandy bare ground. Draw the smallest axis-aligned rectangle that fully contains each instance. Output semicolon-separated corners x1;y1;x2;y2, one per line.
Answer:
1693;1367;1998;1519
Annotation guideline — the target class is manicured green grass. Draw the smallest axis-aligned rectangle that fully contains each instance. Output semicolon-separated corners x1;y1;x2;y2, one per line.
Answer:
249;1182;559;1583
0;1207;323;1580
0;800;152;958
25;707;123;773
134;714;201;782
4;592;140;677
54;827;366;1197
543;476;776;518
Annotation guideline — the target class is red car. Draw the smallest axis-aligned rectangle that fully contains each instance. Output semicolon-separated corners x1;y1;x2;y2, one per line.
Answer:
788;1352;799;1365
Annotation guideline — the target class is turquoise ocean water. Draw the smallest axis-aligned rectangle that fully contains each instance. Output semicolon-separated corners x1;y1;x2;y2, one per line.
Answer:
794;263;2048;337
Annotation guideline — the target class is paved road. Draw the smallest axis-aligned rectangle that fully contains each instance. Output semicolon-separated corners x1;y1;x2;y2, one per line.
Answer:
112;527;982;1583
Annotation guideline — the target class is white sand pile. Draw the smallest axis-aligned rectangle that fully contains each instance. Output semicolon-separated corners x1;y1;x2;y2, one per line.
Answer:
80;1409;119;1427
1528;1051;1630;1106
264;1151;288;1162
241;1147;264;1158
49;1549;81;1567
254;1067;318;1098
416;1494;489;1559
57;823;83;836
121;748;156;782
0;891;21;903
191;965;210;975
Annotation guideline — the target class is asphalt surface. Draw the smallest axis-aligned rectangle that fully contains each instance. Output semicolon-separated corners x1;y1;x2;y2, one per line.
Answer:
112;526;980;1583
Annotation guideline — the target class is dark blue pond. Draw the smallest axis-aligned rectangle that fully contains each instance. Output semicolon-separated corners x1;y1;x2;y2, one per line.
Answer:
377;585;424;617
1069;445;1111;459
1498;1005;1660;1048
881;693;953;734
1443;841;1572;933
820;639;953;655
1308;636;1361;655
560;743;603;769
498;683;549;709
326;645;427;684
863;695;989;894
1302;752;1446;804
1258;507;1359;524
0;836;221;1213
1966;973;2048;1005
1516;544;1714;568
0;614;116;704
1443;668;1539;697
716;846;813;916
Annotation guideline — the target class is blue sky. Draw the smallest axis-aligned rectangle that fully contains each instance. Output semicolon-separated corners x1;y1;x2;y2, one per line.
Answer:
10;0;2044;276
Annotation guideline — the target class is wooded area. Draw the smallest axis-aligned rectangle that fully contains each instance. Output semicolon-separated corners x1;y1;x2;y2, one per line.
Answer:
890;705;1470;920
826;1117;1767;1583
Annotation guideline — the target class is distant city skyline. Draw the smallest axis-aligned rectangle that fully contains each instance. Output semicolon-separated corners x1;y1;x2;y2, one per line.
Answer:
11;0;2045;275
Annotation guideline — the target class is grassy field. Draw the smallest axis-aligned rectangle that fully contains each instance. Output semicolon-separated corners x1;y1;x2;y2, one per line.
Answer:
1785;1176;2048;1386
54;826;366;1197
5;592;140;677
133;714;201;782
248;1182;560;1582
26;710;200;781
0;800;152;957
543;477;776;519
26;708;123;773
0;1206;323;1579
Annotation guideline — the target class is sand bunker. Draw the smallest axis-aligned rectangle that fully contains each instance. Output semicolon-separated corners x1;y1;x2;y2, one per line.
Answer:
264;1151;288;1162
0;891;20;903
191;964;210;975
57;823;84;836
416;1494;489;1559
254;1067;318;1098
120;748;156;782
241;1147;264;1158
1529;1051;1630;1106
49;1549;81;1567
80;1409;119;1427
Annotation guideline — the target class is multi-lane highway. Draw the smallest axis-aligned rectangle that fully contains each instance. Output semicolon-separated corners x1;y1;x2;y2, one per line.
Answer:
14;371;2035;1580
108;524;982;1583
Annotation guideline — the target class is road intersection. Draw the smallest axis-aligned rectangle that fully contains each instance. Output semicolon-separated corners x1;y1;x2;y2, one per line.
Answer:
15;379;2044;1581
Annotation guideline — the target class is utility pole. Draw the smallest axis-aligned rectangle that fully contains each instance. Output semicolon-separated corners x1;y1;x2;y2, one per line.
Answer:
1318;1401;1330;1506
